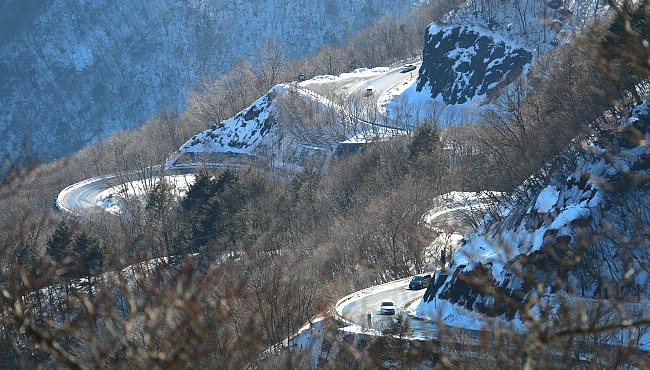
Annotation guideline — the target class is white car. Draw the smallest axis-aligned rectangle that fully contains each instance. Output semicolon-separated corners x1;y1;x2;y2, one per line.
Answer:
365;85;376;96
401;64;417;73
379;300;396;315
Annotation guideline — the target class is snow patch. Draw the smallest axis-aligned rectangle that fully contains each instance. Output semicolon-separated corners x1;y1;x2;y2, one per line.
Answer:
534;186;559;213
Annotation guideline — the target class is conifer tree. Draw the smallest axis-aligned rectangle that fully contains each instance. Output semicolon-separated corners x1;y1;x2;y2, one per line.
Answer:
74;232;103;279
182;169;216;212
46;221;73;265
408;122;439;160
146;179;176;256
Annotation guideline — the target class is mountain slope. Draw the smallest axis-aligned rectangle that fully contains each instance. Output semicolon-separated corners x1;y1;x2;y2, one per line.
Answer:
402;0;611;119
167;66;411;171
0;0;419;162
418;100;650;330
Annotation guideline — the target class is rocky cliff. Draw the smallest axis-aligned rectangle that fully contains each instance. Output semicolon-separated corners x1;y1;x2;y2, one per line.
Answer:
416;25;532;105
418;100;650;322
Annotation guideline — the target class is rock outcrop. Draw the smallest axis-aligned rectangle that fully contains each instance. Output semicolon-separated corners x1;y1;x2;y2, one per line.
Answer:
416;25;532;105
419;100;650;319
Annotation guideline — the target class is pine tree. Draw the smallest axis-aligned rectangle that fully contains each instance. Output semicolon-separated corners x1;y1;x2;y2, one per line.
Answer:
371;312;416;368
146;179;174;218
182;169;216;212
408;122;440;161
46;221;73;264
75;232;103;279
73;232;104;295
215;168;238;192
146;179;176;257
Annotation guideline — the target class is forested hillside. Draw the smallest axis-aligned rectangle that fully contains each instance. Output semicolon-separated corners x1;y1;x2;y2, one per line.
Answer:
0;0;421;163
0;1;458;367
0;0;648;368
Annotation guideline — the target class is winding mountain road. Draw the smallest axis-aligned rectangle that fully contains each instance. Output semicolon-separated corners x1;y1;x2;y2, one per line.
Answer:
57;174;120;217
358;63;420;100
56;167;198;218
333;192;497;337
335;278;439;338
58;64;421;217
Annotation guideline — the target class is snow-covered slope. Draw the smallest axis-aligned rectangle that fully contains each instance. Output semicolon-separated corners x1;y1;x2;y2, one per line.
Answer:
168;85;284;169
168;68;407;171
396;0;612;121
0;0;419;162
417;100;650;328
168;82;348;172
171;1;617;170
440;0;611;48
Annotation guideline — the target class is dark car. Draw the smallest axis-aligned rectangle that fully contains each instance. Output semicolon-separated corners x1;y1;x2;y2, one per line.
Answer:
408;273;432;290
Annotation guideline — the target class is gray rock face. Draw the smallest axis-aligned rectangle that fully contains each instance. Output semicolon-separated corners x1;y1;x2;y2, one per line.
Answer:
416;25;532;105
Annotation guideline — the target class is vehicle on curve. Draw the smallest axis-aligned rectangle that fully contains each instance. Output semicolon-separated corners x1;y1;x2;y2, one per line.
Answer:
379;300;396;315
365;85;376;96
401;64;417;73
408;273;432;290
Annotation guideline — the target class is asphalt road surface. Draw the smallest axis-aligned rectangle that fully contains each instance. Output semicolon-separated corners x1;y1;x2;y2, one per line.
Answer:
57;167;193;217
57;174;119;217
338;279;439;338
357;63;421;100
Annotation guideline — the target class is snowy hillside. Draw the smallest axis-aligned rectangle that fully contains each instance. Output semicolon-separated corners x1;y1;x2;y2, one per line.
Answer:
0;0;419;161
169;1;619;171
167;85;286;170
441;0;611;48
167;68;406;171
394;0;613;122
417;100;650;332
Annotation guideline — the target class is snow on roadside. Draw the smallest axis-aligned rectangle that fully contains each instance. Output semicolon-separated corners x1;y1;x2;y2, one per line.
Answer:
299;67;393;86
96;174;195;214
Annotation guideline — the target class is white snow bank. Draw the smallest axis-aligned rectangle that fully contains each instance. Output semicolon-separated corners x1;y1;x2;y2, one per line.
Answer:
96;174;195;214
535;186;559;213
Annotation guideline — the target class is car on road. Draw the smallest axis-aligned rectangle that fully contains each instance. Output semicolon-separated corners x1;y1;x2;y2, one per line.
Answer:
408;273;432;290
379;300;396;315
401;64;417;73
365;85;376;96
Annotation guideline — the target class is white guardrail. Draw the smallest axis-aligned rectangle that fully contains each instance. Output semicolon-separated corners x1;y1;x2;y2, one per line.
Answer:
55;173;116;217
331;277;412;327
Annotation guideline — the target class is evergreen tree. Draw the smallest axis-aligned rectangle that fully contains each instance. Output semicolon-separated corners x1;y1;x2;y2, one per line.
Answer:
182;169;216;212
180;169;217;254
214;168;238;192
74;232;103;279
146;179;174;218
46;221;73;264
371;312;416;368
146;179;176;257
73;232;104;295
180;168;247;257
217;172;249;248
408;122;439;161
